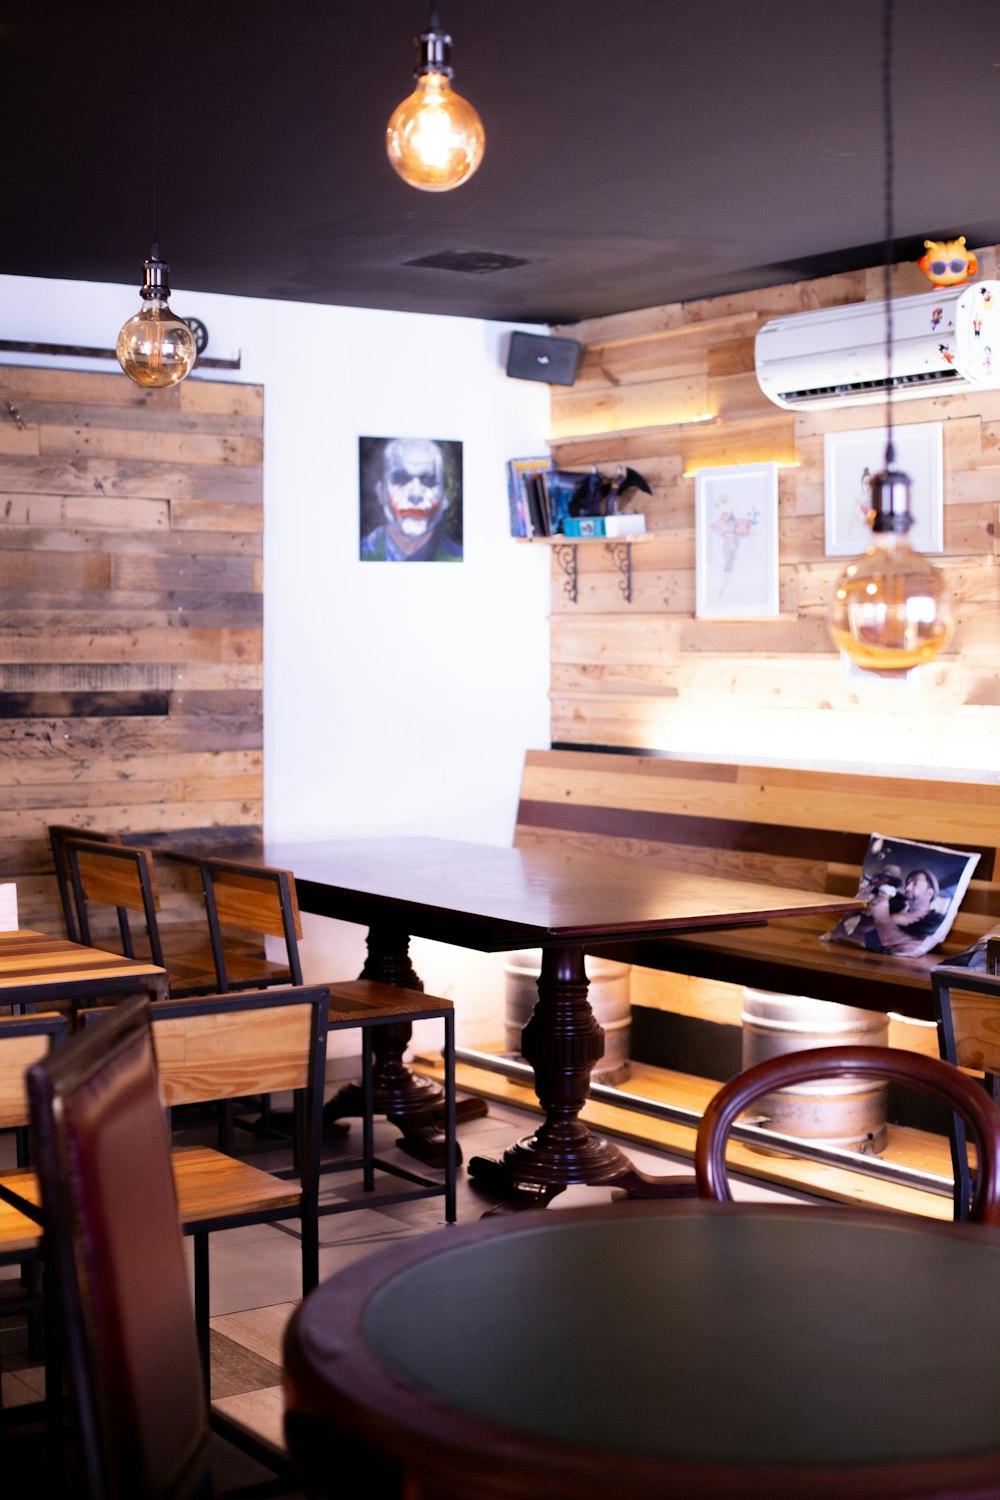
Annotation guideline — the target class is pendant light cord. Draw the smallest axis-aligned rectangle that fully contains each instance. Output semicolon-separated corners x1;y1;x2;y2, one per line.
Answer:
882;0;895;467
152;0;160;256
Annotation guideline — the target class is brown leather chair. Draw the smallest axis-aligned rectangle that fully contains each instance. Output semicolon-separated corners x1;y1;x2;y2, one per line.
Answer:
25;995;212;1498
695;1043;1000;1224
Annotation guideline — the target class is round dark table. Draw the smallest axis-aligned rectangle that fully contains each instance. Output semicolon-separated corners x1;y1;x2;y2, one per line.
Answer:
283;1200;1000;1499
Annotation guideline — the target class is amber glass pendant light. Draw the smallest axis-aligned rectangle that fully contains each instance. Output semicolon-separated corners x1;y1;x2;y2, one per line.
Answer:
830;0;953;672
116;0;197;388
386;7;485;192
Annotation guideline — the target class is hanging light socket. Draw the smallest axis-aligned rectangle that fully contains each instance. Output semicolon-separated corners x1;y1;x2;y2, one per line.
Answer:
117;246;198;389
386;11;485;192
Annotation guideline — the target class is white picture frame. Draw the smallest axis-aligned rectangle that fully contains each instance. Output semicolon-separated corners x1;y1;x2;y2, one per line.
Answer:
695;462;779;619
823;421;943;557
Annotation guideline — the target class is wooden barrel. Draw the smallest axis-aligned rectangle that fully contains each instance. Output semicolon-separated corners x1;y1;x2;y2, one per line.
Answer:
504;950;631;1085
740;989;889;1154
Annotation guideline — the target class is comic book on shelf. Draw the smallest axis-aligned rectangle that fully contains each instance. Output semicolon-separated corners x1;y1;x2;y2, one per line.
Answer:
506;456;552;537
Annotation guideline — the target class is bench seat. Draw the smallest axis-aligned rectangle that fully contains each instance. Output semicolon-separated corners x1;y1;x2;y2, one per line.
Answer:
516;749;1000;1030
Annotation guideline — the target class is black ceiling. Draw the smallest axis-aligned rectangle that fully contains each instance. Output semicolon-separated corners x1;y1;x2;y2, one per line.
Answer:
4;0;1000;326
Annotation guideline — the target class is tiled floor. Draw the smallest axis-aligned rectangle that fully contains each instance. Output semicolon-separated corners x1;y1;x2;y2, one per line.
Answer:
0;1085;809;1492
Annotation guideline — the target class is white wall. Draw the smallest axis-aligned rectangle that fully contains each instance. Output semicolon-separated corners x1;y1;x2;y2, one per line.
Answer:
0;274;553;1050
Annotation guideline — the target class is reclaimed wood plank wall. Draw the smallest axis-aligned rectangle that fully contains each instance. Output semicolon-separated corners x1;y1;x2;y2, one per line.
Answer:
549;248;1000;772
0;365;263;930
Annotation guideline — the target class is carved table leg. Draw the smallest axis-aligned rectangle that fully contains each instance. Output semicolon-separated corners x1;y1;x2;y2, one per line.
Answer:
468;944;632;1200
324;924;485;1168
468;944;696;1209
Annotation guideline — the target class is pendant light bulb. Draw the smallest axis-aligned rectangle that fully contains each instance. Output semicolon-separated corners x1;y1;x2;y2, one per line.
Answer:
117;249;197;389
830;461;954;671
386;16;484;191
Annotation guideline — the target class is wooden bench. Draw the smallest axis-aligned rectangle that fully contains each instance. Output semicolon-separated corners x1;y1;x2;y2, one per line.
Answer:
514;749;1000;1026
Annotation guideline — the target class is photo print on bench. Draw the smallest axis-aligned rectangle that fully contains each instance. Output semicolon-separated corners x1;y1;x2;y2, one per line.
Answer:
823;833;980;959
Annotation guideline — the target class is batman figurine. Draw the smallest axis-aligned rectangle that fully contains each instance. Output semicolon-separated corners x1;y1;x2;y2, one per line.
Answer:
570;464;652;517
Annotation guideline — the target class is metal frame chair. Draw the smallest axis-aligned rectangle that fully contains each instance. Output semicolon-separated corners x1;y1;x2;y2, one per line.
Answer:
695;1043;1000;1224
932;963;1000;1219
199;857;457;1221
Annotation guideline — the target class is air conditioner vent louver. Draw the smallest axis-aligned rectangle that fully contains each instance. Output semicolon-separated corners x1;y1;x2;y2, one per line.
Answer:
777;368;964;404
756;281;1000;411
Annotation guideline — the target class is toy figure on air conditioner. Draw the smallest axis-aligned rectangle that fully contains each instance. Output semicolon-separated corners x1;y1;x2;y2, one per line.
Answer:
918;236;978;288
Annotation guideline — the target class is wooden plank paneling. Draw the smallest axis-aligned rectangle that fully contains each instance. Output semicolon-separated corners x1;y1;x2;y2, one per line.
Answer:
546;251;1000;769
0;365;264;930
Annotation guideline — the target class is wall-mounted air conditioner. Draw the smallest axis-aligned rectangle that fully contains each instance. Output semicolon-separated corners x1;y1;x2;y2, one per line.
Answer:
755;281;1000;410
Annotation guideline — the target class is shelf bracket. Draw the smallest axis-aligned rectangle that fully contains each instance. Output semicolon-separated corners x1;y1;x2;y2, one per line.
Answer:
606;540;635;603
553;543;578;605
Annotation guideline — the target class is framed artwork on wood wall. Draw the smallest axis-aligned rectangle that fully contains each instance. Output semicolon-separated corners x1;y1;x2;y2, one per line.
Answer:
823;421;943;557
695;461;780;619
359;435;464;562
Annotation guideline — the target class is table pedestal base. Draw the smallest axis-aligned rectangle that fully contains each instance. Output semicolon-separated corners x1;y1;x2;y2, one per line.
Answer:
322;925;486;1169
469;943;696;1209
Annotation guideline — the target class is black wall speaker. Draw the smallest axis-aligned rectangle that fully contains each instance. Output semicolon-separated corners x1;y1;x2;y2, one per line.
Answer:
506;331;582;387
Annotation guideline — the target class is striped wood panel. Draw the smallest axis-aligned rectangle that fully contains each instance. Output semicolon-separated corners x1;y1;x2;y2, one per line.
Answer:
0;365;263;929
547;246;1000;771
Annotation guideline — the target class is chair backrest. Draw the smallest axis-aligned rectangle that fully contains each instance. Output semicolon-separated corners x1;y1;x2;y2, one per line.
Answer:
932;964;1000;1218
64;838;163;966
26;994;210;1500
695;1043;1000;1225
147;985;326;1108
199;857;303;991
48;826;122;944
0;1011;67;1129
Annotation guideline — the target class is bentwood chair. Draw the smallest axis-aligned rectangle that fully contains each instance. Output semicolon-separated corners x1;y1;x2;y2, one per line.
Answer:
695;1044;1000;1225
63;837;218;999
199;857;458;1221
932;964;1000;1219
24;996;212;1499
82;985;329;1388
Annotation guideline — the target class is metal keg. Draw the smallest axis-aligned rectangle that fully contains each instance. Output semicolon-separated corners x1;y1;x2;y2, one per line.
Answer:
740;988;889;1154
504;949;632;1085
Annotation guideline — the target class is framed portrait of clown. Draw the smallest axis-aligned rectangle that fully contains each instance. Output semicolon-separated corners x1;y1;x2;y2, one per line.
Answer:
359;435;464;563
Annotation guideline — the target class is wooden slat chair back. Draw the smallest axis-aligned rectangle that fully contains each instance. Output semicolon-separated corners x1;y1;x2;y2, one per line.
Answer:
200;857;303;991
81;986;329;1387
24;995;211;1500
47;824;121;945
932;965;1000;1219
201;857;459;1222
63;836;217;998
695;1043;1000;1225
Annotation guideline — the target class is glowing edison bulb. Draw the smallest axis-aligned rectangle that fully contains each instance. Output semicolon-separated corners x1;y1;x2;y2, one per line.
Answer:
117;249;197;389
386;21;484;192
830;462;954;671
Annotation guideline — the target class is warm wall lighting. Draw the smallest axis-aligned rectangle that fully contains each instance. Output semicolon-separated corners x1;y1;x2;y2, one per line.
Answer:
830;0;953;672
117;249;197;388
386;9;485;192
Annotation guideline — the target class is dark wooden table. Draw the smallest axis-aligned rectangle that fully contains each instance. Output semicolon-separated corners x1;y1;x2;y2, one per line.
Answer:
0;928;169;1022
258;837;859;1201
284;1199;1000;1499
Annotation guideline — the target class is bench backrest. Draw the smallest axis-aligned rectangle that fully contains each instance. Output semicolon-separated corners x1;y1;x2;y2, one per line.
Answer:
514;749;1000;928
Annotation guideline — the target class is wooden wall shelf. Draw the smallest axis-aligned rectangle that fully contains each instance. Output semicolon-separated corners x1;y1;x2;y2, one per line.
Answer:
517;533;651;605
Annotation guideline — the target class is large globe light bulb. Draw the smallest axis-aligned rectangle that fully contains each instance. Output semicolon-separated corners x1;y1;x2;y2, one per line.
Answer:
830;462;954;671
386;20;484;192
117;250;197;389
